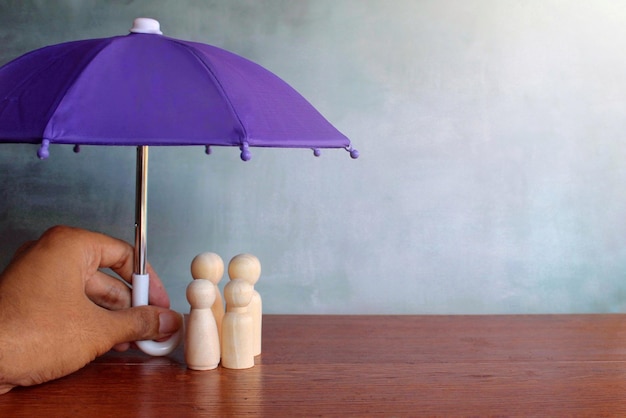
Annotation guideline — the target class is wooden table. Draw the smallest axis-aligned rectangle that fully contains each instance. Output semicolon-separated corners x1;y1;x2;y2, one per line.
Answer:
2;315;626;416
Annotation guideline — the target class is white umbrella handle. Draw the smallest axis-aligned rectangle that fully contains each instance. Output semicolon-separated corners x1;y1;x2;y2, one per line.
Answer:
132;273;182;356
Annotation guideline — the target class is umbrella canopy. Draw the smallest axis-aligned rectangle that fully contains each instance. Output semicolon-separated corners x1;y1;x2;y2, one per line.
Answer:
0;18;357;160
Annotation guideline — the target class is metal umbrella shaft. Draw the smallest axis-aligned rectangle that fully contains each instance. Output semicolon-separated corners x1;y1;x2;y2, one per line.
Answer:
134;145;148;276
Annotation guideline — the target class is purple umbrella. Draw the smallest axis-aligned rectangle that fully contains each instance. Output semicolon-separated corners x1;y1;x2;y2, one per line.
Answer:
0;18;358;355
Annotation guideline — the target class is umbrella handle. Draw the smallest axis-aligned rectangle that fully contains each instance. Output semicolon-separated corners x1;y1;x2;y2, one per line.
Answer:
132;273;183;356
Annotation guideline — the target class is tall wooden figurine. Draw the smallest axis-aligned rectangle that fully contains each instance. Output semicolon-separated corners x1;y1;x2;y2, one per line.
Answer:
185;279;220;370
228;253;262;356
191;252;225;337
221;278;255;369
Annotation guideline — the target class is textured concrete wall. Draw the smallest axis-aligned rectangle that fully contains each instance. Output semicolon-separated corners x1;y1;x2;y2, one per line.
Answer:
2;1;626;314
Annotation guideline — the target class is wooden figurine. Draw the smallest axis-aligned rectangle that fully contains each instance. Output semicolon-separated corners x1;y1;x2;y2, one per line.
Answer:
191;252;225;337
221;278;255;369
228;253;262;356
185;279;220;370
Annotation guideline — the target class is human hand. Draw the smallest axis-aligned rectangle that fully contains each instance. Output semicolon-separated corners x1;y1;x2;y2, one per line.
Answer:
0;225;183;394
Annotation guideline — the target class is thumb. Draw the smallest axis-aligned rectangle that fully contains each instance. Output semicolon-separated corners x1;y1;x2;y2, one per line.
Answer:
103;306;183;345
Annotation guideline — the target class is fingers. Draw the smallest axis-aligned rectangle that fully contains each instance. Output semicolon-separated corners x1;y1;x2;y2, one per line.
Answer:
145;264;170;308
112;342;131;352
101;306;183;345
35;226;171;309
85;268;171;312
83;230;171;308
85;270;132;310
85;268;170;311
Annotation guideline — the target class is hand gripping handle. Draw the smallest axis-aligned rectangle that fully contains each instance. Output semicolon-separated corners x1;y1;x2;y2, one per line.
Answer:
132;273;182;356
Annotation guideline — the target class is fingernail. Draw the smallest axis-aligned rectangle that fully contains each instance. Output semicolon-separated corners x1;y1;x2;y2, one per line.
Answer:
159;311;180;335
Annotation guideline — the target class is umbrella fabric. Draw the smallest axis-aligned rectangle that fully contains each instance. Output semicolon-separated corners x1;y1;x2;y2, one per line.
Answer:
0;33;351;154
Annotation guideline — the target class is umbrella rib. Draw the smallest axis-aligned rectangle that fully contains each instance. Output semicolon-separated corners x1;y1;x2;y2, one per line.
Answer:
168;39;248;144
41;37;118;144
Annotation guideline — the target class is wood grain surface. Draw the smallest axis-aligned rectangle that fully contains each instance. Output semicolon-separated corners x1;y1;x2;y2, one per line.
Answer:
2;315;626;416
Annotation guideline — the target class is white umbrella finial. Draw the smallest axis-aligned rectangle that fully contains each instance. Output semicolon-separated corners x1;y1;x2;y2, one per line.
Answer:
130;18;162;35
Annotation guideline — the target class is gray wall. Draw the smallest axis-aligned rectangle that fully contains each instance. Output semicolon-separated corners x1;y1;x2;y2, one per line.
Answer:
2;0;626;314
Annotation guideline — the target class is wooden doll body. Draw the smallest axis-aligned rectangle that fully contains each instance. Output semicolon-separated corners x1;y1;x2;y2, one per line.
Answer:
185;279;220;370
221;278;254;369
228;254;262;355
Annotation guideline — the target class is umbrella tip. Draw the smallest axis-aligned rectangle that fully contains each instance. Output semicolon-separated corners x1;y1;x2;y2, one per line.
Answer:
240;142;252;161
346;146;359;159
37;139;50;160
130;18;163;35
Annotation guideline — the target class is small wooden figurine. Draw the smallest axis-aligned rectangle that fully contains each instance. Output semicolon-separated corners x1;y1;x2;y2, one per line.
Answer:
191;252;225;337
185;279;220;370
228;253;262;356
221;278;255;369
